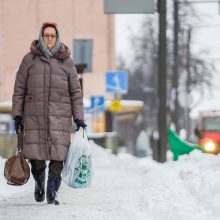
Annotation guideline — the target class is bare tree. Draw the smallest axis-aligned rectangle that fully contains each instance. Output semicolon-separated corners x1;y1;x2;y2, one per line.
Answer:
117;3;216;152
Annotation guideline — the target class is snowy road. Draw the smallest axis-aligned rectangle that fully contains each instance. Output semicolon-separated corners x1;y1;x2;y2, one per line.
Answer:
1;142;220;220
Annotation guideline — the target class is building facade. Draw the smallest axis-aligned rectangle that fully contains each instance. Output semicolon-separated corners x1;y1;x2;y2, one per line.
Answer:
0;0;115;101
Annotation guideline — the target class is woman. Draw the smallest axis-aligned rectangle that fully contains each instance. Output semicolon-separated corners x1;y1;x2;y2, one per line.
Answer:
12;22;86;205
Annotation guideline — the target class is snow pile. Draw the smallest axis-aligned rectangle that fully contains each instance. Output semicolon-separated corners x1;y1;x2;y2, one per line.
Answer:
92;142;220;220
117;149;220;220
1;142;220;220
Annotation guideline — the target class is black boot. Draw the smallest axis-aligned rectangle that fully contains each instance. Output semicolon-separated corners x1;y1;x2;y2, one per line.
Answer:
47;178;61;205
33;171;45;202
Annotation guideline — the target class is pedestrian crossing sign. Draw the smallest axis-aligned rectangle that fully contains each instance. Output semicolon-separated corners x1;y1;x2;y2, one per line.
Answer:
106;71;128;94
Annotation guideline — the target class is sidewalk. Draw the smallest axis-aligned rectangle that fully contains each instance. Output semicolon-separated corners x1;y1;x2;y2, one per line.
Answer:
0;143;148;220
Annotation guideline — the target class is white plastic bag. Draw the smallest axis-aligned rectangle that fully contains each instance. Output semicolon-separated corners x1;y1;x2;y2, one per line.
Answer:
62;128;93;188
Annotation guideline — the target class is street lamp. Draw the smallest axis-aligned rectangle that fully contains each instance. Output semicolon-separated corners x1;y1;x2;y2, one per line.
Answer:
157;0;167;163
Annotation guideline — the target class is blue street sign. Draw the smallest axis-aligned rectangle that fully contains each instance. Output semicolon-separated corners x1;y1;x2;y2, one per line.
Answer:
90;96;105;112
106;71;128;94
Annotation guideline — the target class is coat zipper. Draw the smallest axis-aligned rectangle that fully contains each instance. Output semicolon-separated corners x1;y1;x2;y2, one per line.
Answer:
48;61;52;156
43;61;49;158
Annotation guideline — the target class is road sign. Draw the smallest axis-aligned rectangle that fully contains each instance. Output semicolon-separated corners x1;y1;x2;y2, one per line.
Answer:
106;71;128;94
90;96;105;112
109;100;122;112
104;0;155;14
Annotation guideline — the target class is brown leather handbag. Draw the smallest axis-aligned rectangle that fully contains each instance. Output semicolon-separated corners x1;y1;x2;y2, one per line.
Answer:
4;128;30;186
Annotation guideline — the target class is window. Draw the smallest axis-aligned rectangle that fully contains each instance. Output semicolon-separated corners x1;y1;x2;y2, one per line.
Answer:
203;117;220;131
73;39;93;73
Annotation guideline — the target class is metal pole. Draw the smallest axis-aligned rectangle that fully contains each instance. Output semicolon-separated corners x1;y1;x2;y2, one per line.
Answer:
219;1;220;14
75;63;87;96
157;0;167;163
79;76;83;95
172;0;180;133
112;94;119;155
186;27;192;140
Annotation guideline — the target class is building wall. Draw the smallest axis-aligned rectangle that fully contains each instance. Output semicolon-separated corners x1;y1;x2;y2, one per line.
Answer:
0;0;115;101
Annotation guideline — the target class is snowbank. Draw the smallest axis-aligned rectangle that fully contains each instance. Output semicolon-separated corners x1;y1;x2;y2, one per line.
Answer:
93;143;220;220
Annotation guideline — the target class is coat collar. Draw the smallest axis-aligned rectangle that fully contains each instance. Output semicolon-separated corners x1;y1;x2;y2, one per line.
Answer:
30;40;71;61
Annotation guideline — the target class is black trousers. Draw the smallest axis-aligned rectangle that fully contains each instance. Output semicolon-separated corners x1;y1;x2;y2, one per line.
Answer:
30;160;64;179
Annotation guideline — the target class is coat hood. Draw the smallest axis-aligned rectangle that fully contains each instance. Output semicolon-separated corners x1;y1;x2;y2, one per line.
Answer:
30;40;71;60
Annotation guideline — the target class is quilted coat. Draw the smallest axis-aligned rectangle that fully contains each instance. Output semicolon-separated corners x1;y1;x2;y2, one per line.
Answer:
12;40;84;161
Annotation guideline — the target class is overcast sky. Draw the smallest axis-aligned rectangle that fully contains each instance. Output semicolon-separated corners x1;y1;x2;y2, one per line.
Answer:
190;2;220;118
115;1;220;119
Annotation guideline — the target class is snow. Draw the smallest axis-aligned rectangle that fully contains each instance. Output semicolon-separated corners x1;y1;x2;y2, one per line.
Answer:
1;142;220;219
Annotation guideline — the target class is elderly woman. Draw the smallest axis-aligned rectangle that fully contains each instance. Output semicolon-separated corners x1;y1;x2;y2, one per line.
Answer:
12;22;86;205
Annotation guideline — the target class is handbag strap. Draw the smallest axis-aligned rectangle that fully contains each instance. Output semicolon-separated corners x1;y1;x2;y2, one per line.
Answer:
17;127;23;153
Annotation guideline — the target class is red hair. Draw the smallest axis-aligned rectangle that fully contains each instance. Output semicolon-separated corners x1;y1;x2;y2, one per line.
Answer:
41;22;58;35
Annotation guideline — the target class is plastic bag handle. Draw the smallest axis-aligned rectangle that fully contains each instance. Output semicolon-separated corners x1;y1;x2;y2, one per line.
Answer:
75;127;86;138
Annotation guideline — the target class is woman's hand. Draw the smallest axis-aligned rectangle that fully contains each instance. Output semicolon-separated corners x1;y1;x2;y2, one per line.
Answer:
74;119;87;130
14;116;24;133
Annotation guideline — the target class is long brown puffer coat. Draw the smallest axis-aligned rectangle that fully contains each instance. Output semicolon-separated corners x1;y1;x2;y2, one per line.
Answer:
12;40;84;161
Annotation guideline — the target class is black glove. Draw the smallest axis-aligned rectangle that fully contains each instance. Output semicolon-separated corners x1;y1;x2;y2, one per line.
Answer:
14;116;24;133
74;119;87;130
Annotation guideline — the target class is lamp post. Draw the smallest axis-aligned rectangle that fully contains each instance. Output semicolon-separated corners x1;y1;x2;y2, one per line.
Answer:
186;27;192;140
172;0;180;133
157;0;167;163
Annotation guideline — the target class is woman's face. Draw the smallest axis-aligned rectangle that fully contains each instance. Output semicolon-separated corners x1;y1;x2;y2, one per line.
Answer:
42;27;57;50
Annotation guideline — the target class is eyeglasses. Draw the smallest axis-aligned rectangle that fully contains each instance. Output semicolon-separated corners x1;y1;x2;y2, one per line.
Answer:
43;34;57;39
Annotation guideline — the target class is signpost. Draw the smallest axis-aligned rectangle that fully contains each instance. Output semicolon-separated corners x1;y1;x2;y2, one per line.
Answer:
90;96;105;133
105;71;128;154
103;1;169;161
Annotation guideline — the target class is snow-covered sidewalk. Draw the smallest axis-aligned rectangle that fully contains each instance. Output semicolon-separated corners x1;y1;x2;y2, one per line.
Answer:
0;142;149;220
1;142;220;220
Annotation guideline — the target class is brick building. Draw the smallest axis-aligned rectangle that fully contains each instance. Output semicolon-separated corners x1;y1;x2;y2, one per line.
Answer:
0;0;115;101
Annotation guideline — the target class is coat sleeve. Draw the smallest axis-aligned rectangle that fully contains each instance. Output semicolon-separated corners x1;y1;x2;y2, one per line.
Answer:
12;54;30;119
68;62;84;121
